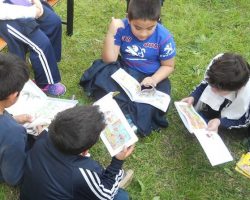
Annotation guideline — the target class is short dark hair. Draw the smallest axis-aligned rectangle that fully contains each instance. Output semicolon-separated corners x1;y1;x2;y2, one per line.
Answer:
49;105;106;155
128;0;161;21
0;53;29;101
206;53;250;91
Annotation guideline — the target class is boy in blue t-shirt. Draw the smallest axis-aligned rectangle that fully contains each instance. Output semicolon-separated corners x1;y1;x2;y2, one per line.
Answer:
81;0;176;136
0;53;33;185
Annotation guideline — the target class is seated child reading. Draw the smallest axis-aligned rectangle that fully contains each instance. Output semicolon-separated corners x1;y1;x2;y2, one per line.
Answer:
80;0;176;136
181;53;250;133
0;53;35;185
20;105;135;200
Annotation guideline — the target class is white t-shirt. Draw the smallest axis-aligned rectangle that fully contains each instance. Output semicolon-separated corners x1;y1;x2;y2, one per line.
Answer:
0;0;36;20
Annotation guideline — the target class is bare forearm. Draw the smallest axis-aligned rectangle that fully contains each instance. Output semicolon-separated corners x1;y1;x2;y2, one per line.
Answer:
152;65;174;85
102;32;118;63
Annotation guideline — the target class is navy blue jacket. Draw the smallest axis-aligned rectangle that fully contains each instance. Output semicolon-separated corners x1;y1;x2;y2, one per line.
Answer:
0;111;27;185
20;132;124;200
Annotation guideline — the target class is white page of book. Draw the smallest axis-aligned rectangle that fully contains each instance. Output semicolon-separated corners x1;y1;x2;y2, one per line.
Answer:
6;80;78;134
111;68;170;112
194;130;233;166
94;93;138;157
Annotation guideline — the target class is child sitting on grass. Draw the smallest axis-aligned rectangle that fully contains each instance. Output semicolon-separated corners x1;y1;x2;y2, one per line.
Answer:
0;52;36;185
80;0;176;136
181;53;250;133
20;105;135;200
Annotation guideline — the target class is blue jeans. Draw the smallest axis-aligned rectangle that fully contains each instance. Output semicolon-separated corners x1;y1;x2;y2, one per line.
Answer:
114;189;129;200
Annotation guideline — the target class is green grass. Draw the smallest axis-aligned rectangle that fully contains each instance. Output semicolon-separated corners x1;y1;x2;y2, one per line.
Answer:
1;0;250;199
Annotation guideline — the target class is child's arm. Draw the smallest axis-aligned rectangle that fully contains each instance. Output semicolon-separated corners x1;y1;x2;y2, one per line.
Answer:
13;114;33;124
0;2;41;20
140;58;175;87
207;113;249;132
102;17;124;63
181;81;208;105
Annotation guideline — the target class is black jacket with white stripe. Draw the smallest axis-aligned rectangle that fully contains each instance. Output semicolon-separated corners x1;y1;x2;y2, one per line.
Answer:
20;131;124;200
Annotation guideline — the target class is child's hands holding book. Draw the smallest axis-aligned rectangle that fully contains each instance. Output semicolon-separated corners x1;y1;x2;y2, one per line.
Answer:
115;145;135;161
14;114;33;124
181;96;194;105
207;118;220;132
141;76;156;88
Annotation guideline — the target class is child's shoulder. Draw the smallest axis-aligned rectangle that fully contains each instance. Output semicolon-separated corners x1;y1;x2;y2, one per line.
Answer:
156;23;174;38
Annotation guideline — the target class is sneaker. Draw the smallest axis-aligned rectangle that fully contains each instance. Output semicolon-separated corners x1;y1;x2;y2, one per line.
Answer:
119;169;134;189
41;83;66;96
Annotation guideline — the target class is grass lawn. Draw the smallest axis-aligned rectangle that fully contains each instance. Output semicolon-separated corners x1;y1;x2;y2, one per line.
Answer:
1;0;250;199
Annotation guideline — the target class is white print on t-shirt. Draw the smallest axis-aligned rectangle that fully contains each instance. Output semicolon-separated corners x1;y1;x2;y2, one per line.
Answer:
125;45;146;58
163;43;175;57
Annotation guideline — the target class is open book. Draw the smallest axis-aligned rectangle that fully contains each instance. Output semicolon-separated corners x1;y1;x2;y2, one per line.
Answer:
6;80;78;135
111;68;170;112
174;101;233;166
94;93;138;157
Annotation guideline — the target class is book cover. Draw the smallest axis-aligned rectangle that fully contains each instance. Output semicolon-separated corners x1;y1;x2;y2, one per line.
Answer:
235;152;250;179
174;101;233;166
111;68;170;112
94;92;138;157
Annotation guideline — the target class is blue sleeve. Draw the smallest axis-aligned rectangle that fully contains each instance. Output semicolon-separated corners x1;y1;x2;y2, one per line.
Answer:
114;19;127;46
77;157;124;200
159;35;176;60
220;111;250;129
1;131;27;186
190;81;208;105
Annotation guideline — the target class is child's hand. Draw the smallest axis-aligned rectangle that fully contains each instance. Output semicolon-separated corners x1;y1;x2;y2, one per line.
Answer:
207;118;220;132
181;96;194;105
108;17;124;36
14;114;33;124
32;0;44;19
141;76;156;88
115;145;135;160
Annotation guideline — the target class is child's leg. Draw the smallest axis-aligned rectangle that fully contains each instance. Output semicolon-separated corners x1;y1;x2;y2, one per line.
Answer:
36;5;62;62
113;189;129;200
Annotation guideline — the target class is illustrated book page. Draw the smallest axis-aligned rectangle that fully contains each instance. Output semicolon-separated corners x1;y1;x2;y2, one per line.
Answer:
174;101;207;133
94;92;138;157
174;101;233;166
111;68;170;112
6;80;78;135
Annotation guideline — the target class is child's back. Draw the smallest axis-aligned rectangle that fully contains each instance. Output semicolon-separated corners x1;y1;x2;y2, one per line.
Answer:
0;53;29;185
20;105;134;200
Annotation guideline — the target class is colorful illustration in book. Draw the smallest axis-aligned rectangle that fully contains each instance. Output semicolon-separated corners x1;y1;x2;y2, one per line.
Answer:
178;104;207;129
103;110;132;150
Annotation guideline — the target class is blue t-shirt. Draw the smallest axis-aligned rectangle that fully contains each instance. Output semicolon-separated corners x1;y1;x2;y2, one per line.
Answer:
114;19;176;74
0;111;27;185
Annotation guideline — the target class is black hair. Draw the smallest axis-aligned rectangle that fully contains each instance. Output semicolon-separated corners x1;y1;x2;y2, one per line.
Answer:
127;0;161;21
0;53;29;101
206;53;250;91
49;105;106;155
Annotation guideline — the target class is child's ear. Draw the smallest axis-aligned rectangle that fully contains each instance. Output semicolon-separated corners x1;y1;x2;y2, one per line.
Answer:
7;91;19;101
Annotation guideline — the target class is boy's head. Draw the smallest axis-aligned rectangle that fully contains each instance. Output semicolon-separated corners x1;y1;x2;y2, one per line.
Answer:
206;53;250;92
128;0;161;21
128;0;161;41
0;53;29;101
49;105;106;155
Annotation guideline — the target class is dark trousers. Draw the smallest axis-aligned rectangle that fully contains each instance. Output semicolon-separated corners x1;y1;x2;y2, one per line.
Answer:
0;4;61;87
